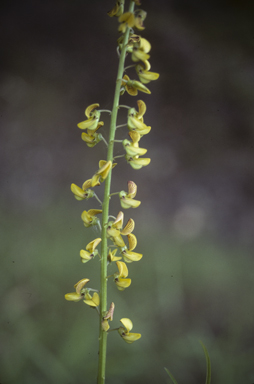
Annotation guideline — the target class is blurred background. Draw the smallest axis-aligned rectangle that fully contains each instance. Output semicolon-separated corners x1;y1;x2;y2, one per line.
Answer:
1;0;254;383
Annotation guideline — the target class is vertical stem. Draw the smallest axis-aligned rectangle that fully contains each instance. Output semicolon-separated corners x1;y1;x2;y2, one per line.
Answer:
97;2;135;383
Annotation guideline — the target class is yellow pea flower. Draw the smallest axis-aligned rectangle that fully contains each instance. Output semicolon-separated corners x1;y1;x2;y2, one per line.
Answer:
114;261;131;290
107;212;135;247
80;238;101;263
131;37;151;63
121;233;143;263
71;179;94;201
107;0;124;17
123;138;147;156
77;104;102;131
118;318;141;343
83;292;100;307
65;278;90;302
134;9;147;30
126;155;151;170
136;63;160;84
107;249;122;263
119;181;141;209
121;75;151;96
91;160;113;187
123;131;147;156
81;209;102;227
118;12;135;33
107;211;124;238
81;122;104;148
127;109;151;135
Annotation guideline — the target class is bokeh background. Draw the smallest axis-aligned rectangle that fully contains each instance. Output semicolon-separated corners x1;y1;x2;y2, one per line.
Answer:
1;0;254;383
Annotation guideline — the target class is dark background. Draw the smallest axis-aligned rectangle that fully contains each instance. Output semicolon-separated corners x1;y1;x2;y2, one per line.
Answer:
1;0;254;383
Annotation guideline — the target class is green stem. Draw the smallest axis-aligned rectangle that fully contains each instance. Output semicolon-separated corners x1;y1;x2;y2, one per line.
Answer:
97;2;135;384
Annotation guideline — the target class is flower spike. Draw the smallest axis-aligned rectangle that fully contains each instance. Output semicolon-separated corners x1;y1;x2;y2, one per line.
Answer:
66;0;159;376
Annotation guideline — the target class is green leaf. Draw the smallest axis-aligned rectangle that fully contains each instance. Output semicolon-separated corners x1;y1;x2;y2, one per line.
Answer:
199;341;211;384
164;367;179;384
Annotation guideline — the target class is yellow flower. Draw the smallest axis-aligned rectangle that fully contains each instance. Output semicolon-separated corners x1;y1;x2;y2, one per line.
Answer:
123;131;147;156
107;211;135;247
118;318;141;343
80;238;101;263
81;209;102;227
131;37;151;63
119;181;141;209
65;278;99;307
118;12;135;33
114;261;131;290
136;63;160;84
107;0;124;17
126;155;151;170
83;292;100;307
64;278;90;302
134;9;147;30
81;122;104;148
91;160;113;187
77;103;102;131
101;302;115;331
107;248;122;263
127;108;151;136
71;179;94;201
121;75;151;96
121;233;143;263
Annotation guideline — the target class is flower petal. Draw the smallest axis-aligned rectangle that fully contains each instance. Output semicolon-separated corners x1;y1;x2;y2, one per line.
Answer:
127;233;137;251
120;318;133;332
121;218;135;235
80;249;93;263
127;181;137;198
122;332;141;343
86;238;101;252
116;261;129;278
122;249;143;263
64;292;83;302
85;103;100;118
115;277;132;290
74;278;90;294
83;292;100;307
